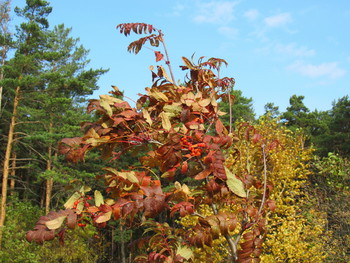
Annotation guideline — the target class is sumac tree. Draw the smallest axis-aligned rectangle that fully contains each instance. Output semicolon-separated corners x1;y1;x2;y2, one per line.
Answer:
27;23;275;263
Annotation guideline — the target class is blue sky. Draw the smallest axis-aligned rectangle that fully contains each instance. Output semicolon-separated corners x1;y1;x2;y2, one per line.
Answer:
12;0;350;116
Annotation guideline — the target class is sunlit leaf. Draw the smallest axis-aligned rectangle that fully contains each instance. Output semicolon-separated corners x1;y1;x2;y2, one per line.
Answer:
142;109;153;125
126;171;139;184
64;192;81;209
149;89;168;102
154;51;164;62
225;167;246;198
100;99;113;116
157;65;173;82
163;103;182;118
94;190;104;206
95;211;112;223
79;185;91;194
182;57;194;69
99;94;123;104
160;112;171;131
176;245;194;260
45;216;66;230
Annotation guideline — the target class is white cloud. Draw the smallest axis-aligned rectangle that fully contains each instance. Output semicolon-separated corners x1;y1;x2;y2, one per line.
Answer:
288;61;346;79
171;3;186;16
244;9;259;21
193;1;238;25
275;43;315;57
218;26;238;38
264;12;292;27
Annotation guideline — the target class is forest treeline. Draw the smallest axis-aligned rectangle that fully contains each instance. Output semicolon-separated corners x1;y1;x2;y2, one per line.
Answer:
0;1;349;262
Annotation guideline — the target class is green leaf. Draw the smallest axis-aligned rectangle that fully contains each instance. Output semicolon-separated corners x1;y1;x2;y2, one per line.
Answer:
94;190;104;206
225;167;246;198
45;216;66;230
176;245;193;260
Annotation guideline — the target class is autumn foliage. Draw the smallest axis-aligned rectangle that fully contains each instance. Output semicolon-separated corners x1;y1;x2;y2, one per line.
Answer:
27;23;277;262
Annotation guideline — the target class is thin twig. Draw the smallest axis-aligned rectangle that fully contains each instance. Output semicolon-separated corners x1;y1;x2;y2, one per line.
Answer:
159;31;176;83
228;86;233;134
258;144;268;215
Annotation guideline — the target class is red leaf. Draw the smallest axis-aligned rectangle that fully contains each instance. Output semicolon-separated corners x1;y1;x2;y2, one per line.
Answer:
215;119;224;136
141;184;163;196
66;211;77;229
170;201;194;217
252;133;263;144
194;168;212;180
143;194;166;218
154;51;164;62
266;199;276;211
181;161;188;174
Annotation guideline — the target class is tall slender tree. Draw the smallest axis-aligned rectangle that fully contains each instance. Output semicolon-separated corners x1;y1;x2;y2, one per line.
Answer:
0;0;52;247
30;24;106;213
0;0;11;118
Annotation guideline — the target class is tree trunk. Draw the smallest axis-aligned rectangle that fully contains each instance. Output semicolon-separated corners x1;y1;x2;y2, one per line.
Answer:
0;85;20;249
120;223;126;263
45;123;53;214
9;151;16;196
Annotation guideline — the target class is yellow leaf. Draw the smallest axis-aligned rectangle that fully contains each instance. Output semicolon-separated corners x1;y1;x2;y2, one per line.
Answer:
94;190;104;206
163;103;182;117
79;185;91;194
142;109;153;125
45;216;66;230
160;112;171;131
64;192;81;209
176;245;194;260
126;171;139;184
225;167;246;198
149;90;168;102
182;57;194;69
99;99;113;116
158;65;173;82
99;94;123;104
198;98;211;107
95;211;112;223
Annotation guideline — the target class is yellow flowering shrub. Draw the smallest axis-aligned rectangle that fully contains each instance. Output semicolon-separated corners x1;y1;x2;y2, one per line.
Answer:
236;118;329;262
180;117;329;262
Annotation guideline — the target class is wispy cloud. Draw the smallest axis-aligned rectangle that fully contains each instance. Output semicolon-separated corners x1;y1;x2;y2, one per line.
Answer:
244;9;259;21
275;43;315;57
170;3;186;16
288;61;346;79
264;12;292;27
218;26;238;38
193;1;239;25
251;12;293;41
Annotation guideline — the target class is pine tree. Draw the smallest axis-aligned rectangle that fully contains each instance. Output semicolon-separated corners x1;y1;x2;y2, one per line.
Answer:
0;0;52;247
